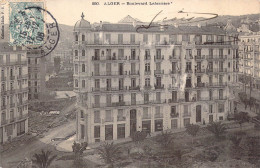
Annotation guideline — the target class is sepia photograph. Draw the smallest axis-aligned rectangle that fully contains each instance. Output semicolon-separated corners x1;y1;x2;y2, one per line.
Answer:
0;0;260;167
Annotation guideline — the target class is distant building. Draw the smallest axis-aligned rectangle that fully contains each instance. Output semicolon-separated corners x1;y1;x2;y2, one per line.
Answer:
54;57;61;74
27;50;47;100
238;33;260;89
0;42;28;144
73;14;238;143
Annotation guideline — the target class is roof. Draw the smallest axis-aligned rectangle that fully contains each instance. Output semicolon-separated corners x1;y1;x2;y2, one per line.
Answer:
118;15;142;23
74;13;91;31
97;23;227;35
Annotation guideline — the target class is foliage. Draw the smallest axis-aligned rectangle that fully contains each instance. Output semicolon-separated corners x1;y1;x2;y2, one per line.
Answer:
72;141;88;168
155;131;174;149
238;92;249;109
185;124;200;144
206;122;227;139
249;97;257;110
229;134;242;147
97;142;121;167
234;112;250;128
244;136;260;164
130;131;147;144
32;150;57;168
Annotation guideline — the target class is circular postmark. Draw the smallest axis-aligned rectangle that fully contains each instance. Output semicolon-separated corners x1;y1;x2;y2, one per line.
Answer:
9;2;59;57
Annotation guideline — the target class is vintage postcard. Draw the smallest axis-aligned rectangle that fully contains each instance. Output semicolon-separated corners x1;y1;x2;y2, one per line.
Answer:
0;0;260;168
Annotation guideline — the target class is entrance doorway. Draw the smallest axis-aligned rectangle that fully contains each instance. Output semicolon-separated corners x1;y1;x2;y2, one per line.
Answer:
196;105;202;122
130;109;137;136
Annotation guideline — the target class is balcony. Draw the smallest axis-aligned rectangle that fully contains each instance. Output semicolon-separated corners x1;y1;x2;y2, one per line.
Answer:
168;99;178;103
154;84;164;90
144;71;151;75
92;71;127;77
155;113;163;118
92;86;127;92
10;76;15;80
92;55;127;61
195;83;205;88
207;82;227;87
129;56;139;61
10;103;15;108
154;70;164;75
169;70;180;74
17;74;28;80
195;69;206;74
185;69;193;73
129;86;140;91
144;55;151;60
1;90;7;96
168;85;178;90
1;77;6;81
129;70;139;76
94;118;101;123
83;41;140;46
1;105;6;110
144;85;152;90
154;55;164;61
170;112;179;118
1;119;7;126
183;113;191;117
195;55;205;60
169;55;180;61
207;55;227;60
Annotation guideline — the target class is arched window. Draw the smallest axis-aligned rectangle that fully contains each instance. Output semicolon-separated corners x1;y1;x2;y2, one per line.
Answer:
82;50;85;56
75;79;78;87
82;64;85;72
82;80;85;88
172;49;175;57
75;34;78;41
75;50;78;56
82;35;85;41
10;68;13;77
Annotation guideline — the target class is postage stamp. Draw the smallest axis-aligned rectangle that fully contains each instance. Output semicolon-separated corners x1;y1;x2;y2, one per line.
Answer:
9;0;45;46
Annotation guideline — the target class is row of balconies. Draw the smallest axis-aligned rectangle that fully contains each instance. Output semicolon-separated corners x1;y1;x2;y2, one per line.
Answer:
0;88;28;95
91;96;227;109
89;68;229;77
0;61;27;66
1;74;27;81
0;113;28;126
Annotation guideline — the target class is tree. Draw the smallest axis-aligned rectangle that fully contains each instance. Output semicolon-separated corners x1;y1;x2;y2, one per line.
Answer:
155;131;174;149
238;92;249;109
32;150;57;168
72;141;88;168
97;142;121;168
206;122;227;139
185;124;200;145
234;112;250;129
249;97;256;111
130;130;147;145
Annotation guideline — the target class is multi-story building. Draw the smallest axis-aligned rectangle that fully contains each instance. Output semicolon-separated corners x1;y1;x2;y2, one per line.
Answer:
73;14;238;143
238;33;260;90
27;50;47;100
0;42;29;144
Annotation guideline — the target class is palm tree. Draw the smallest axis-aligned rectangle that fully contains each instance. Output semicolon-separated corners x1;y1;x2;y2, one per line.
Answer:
185;124;200;145
72;141;88;168
156;130;174;149
97;142;121;168
206;121;227;139
32;150;57;168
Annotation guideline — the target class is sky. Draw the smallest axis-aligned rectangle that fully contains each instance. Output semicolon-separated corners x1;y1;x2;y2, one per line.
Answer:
1;0;259;25
45;0;260;26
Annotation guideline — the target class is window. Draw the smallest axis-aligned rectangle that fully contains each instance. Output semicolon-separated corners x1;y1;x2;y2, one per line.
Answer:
94;111;100;123
209;104;213;113
145;78;150;86
209;49;213;57
143;34;148;42
156;92;161;102
105;125;113;140
143;107;150;119
145;49;150;58
207;35;213;42
171;119;178;129
75;50;78;56
218;103;224;113
75;79;78;87
81;125;85;139
131;49;136;59
105;34;111;43
119;94;124;103
82;34;85;41
156;49;161;58
172;91;177;102
155;106;162;118
197;90;201;100
145;63;150;72
94;126;100;138
75;34;78;41
117;109;125;121
82;80;85;88
82;64;85;72
155;119;163;132
197;49;201;56
130;34;135;44
17;121;25;136
117;124;125;139
183;105;189;117
94;33;99;44
219;116;224;121
80;110;84;118
156;34;160;43
144;92;149;103
82;50;85;56
219;89;223;99
118;49;124;58
184;118;190;127
219;49;223;57
118;34;123;44
171;106;178;117
209;90;213;100
95;79;100;89
105;110;113;122
182;34;190;42
186;62;192;71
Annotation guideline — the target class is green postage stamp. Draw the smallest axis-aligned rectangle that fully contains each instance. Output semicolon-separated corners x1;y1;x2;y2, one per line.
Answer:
9;0;45;46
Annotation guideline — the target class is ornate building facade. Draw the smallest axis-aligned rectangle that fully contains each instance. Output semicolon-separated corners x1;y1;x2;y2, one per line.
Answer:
73;14;238;143
0;43;29;144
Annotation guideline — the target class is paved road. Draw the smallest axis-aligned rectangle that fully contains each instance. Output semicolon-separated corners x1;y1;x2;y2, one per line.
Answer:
1;101;76;168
